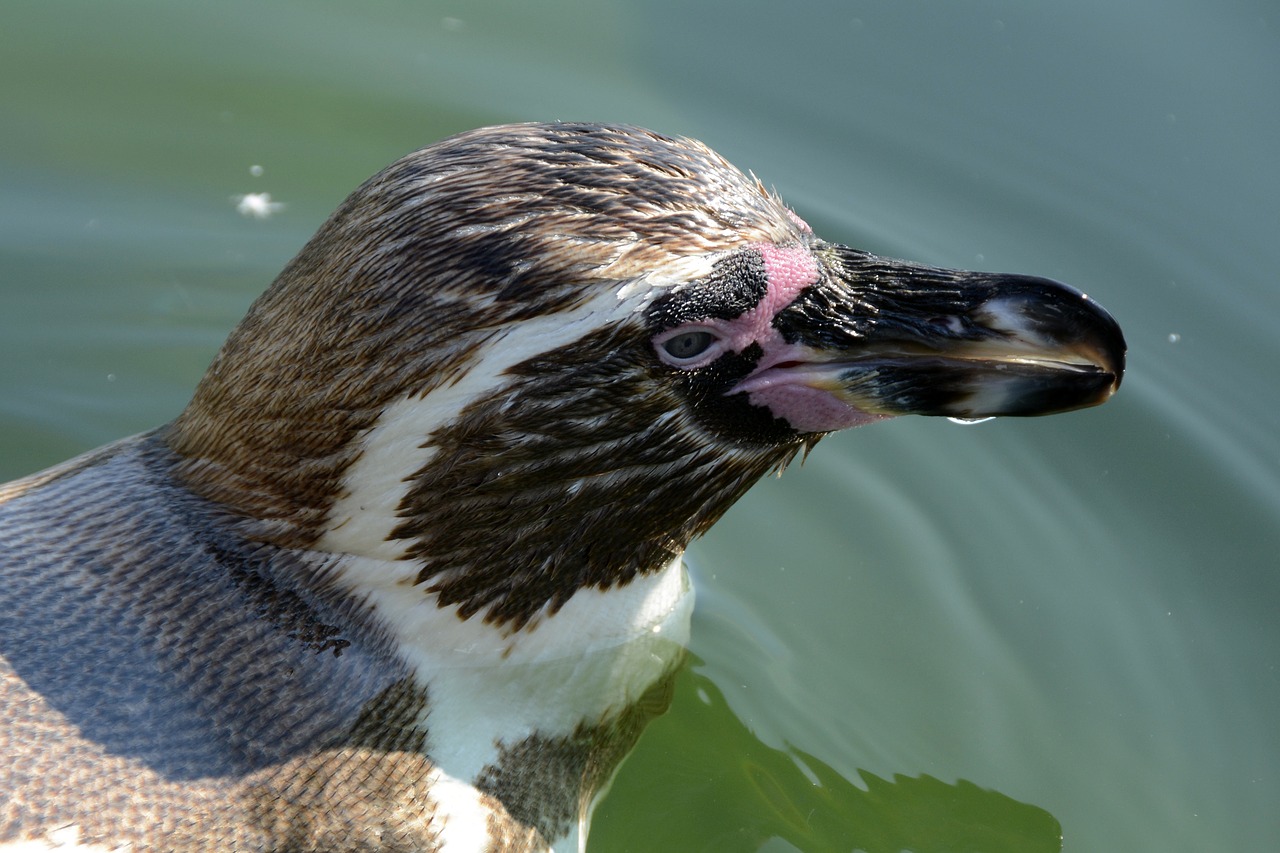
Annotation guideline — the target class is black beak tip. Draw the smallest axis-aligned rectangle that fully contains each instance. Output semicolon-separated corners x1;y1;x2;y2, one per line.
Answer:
1082;291;1127;389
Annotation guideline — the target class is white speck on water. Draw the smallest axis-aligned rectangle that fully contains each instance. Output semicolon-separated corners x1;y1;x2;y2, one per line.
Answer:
235;192;285;219
442;16;465;31
106;373;116;382
249;164;264;177
1168;333;1181;344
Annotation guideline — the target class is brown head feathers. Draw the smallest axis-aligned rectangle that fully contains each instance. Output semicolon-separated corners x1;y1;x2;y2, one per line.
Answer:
166;122;811;627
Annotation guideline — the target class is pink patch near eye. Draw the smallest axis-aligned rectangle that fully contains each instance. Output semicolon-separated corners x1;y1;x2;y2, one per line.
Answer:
698;245;820;354
756;245;819;318
655;244;820;369
721;244;880;433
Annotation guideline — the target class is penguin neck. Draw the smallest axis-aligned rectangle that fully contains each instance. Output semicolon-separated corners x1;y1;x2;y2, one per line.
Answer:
323;548;695;849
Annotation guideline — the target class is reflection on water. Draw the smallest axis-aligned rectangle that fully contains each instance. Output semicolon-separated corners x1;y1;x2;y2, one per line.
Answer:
593;660;1061;852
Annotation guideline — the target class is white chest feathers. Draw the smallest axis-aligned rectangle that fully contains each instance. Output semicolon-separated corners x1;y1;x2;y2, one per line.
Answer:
329;553;694;851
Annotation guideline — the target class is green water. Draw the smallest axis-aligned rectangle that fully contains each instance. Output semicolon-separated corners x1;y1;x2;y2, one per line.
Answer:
2;1;1277;851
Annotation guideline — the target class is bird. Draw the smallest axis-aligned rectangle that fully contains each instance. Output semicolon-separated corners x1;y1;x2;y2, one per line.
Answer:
0;122;1124;852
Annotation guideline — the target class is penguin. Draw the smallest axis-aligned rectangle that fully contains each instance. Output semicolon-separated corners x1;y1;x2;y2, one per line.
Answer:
0;122;1124;852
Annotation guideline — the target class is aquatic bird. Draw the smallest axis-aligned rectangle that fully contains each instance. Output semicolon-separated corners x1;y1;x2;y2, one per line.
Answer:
0;122;1124;852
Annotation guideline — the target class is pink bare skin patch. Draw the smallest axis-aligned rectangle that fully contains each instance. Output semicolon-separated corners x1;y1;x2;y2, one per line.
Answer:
654;243;885;434
735;244;883;433
712;245;819;352
734;362;888;432
757;244;818;312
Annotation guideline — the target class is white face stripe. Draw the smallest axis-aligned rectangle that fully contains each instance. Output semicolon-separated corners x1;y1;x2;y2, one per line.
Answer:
316;256;718;561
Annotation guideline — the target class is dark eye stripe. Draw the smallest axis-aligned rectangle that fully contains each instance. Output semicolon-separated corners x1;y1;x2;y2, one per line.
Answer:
646;249;768;329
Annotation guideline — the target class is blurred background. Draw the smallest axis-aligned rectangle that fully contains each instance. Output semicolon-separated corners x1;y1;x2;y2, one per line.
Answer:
2;1;1277;850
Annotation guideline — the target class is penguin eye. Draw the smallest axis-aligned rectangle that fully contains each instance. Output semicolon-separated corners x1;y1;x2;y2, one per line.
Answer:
660;330;717;362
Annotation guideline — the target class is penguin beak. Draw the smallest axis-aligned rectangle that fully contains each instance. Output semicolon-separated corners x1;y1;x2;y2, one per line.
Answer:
761;244;1126;420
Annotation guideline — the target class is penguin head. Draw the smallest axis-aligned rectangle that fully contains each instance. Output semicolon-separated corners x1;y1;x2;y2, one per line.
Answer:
167;122;1123;627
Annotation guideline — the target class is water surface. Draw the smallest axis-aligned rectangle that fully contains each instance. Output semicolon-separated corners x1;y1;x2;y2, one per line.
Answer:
2;2;1277;850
